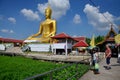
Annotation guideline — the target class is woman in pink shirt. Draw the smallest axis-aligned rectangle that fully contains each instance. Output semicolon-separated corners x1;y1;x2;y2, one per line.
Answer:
105;44;112;70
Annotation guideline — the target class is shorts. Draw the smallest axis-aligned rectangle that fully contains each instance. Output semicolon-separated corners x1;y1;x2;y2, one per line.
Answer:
92;60;96;66
106;57;111;65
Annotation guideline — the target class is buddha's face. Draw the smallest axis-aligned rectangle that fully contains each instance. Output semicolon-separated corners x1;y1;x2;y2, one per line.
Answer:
45;9;51;19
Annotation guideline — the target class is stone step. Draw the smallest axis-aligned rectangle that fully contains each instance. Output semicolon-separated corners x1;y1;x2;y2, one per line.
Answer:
5;47;23;53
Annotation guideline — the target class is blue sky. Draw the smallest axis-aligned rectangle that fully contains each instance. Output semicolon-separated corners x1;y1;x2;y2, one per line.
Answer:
0;0;120;40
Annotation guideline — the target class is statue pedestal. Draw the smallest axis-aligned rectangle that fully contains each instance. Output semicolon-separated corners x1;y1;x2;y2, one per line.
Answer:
24;40;39;43
28;43;51;52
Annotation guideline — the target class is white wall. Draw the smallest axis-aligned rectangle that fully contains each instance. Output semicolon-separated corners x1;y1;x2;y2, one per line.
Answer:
4;43;14;49
28;44;51;52
25;43;72;52
52;43;72;49
0;44;5;50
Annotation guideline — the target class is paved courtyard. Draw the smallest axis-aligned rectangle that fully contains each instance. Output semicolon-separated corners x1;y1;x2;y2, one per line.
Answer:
79;58;120;80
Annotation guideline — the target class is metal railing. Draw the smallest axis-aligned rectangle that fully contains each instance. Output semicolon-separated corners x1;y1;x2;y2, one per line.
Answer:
25;58;90;80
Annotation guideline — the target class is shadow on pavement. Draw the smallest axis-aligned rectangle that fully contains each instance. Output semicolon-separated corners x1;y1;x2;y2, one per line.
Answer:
111;64;120;66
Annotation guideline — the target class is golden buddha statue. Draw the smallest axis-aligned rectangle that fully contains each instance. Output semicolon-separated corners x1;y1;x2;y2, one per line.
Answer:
27;6;56;43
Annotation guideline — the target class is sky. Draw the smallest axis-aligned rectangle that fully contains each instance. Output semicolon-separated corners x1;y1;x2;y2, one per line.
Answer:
0;0;120;40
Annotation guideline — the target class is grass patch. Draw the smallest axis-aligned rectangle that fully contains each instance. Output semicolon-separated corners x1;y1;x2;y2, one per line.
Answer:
0;55;89;80
0;55;65;80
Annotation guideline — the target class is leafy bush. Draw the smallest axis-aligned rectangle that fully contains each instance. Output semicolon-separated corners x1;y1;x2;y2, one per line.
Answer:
52;64;89;80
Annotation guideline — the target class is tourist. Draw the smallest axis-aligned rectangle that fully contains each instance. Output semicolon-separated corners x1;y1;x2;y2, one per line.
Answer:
89;48;97;70
93;48;100;74
93;49;96;67
117;46;120;63
89;49;94;69
105;44;112;70
95;49;99;63
117;53;120;63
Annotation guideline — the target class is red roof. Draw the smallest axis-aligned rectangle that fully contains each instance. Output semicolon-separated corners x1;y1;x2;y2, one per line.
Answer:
0;38;24;43
73;37;85;42
73;40;88;47
51;32;72;39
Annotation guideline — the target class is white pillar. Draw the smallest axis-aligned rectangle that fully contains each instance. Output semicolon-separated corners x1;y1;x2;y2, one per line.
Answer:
65;39;68;56
54;48;56;55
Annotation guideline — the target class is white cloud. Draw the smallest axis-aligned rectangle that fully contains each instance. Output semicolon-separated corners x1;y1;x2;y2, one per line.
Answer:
1;29;9;33
37;3;48;15
72;35;77;37
0;29;14;33
73;14;81;24
8;17;16;24
21;8;40;21
116;17;120;21
37;0;70;19
10;30;14;33
83;4;116;30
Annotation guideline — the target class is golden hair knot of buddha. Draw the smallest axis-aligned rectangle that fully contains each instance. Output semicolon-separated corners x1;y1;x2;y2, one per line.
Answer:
45;6;52;13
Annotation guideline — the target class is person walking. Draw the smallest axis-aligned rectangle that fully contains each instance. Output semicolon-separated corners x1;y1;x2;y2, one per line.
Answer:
105;44;112;70
89;49;94;70
89;48;100;74
93;48;100;74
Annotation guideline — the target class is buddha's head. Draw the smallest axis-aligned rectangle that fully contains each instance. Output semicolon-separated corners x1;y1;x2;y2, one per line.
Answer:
45;6;52;19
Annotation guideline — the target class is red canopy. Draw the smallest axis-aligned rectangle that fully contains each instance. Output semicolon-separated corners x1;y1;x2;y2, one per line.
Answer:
0;38;24;43
72;37;85;42
73;40;88;47
51;32;72;39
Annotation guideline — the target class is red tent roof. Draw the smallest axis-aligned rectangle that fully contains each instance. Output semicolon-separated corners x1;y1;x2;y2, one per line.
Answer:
73;37;85;42
73;40;88;47
0;38;24;43
51;32;72;39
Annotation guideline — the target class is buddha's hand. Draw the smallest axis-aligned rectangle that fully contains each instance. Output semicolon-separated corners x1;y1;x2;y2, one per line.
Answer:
46;33;53;37
27;35;34;39
27;36;32;39
31;35;35;37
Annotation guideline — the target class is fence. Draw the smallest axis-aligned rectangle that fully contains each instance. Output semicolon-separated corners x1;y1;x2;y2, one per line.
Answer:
25;58;90;80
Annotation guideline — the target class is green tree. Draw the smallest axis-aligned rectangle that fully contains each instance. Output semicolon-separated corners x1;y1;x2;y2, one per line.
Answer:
95;35;104;44
86;35;104;45
86;38;91;45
